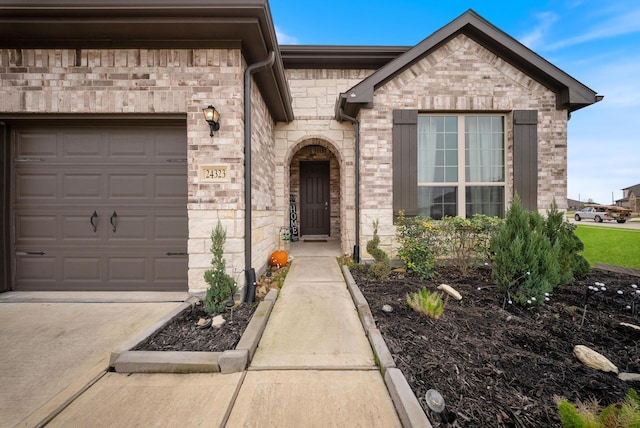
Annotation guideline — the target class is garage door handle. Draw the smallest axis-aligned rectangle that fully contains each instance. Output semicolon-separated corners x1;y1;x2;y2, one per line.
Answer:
166;252;187;256
110;211;118;233
90;211;98;232
16;251;45;256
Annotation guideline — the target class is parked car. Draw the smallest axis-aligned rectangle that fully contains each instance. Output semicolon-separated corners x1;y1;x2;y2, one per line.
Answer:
574;205;632;223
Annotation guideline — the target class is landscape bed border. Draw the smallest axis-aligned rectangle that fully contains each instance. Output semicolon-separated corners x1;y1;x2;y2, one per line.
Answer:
109;289;278;374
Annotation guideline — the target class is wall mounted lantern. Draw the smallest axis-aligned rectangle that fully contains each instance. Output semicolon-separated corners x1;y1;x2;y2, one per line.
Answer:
203;105;220;137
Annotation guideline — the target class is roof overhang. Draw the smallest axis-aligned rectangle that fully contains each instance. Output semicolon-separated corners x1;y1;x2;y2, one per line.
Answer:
280;45;410;69
0;0;293;122
336;9;601;120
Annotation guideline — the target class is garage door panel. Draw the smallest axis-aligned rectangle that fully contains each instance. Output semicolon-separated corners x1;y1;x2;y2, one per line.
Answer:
108;174;148;199
155;215;188;240
154;256;188;282
108;257;147;282
63;174;103;199
16;173;58;200
108;214;148;240
63;132;103;158
15;214;58;241
15;255;57;282
15;131;58;158
108;134;148;158
155;132;187;158
62;214;105;241
63;257;102;281
155;173;187;199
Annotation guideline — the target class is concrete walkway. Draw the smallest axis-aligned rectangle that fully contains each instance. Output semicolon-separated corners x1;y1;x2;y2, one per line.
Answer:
3;240;408;427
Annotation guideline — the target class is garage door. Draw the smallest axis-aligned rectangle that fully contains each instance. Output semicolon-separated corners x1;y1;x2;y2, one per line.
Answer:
12;124;188;291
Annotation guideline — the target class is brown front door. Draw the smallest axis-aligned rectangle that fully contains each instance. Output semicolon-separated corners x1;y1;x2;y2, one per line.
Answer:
11;124;188;291
300;161;330;236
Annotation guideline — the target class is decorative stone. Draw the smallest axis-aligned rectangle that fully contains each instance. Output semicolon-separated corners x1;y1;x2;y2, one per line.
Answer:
392;268;407;274
618;373;640;382
573;345;618;374
196;318;212;329
620;322;640;331
382;304;393;313
211;315;226;329
437;284;462;301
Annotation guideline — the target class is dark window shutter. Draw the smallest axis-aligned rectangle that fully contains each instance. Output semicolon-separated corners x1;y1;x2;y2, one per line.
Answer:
513;110;538;211
392;110;418;216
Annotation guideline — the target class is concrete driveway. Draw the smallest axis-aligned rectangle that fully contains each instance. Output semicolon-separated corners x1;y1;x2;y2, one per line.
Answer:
0;292;185;428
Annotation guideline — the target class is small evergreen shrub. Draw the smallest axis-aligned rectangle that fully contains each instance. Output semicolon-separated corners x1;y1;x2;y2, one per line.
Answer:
544;201;591;284
395;211;439;279
490;197;560;306
366;220;391;280
407;287;444;319
203;221;237;314
556;389;640;428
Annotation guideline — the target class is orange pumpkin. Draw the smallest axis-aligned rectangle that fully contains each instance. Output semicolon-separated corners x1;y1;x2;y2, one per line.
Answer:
269;250;288;267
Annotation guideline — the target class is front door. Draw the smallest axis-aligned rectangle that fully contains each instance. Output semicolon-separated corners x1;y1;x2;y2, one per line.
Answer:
300;161;330;236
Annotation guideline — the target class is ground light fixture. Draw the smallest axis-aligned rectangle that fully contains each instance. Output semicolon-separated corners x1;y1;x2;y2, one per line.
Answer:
425;389;456;425
203;105;220;136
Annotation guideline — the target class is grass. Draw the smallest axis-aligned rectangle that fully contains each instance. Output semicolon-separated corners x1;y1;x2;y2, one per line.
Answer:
575;225;640;269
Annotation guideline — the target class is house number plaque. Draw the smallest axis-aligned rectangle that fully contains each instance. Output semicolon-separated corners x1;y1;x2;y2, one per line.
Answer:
199;165;229;183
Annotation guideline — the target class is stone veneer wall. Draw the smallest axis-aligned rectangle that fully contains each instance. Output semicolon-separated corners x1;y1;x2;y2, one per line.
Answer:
357;34;569;258
275;68;374;255
0;48;265;293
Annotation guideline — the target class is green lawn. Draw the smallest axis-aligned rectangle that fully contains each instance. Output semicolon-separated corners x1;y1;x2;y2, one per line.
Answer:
574;225;640;269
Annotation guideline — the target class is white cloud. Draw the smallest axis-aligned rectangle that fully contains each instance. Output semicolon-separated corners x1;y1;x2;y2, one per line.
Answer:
275;26;299;45
519;12;558;50
546;8;640;50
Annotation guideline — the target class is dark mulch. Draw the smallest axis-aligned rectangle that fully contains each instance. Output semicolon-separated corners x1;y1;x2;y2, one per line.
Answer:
133;302;256;352
351;266;640;427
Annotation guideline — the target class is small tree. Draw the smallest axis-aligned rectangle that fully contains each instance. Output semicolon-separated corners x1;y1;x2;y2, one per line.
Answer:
544;201;591;284
203;221;237;314
366;219;391;280
490;197;560;306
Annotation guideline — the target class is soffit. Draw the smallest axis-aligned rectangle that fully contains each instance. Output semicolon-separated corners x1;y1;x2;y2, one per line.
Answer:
0;0;294;122
280;45;410;69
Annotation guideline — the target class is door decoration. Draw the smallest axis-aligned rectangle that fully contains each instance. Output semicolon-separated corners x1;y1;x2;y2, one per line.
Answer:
289;194;299;241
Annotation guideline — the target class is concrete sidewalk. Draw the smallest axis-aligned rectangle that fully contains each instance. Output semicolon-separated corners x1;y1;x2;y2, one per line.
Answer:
3;240;427;427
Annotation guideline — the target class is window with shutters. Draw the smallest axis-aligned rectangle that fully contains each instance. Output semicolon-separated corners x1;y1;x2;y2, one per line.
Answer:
393;111;506;219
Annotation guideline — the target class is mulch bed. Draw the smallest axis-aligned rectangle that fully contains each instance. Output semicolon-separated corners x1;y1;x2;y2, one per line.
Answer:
351;266;640;427
133;302;256;352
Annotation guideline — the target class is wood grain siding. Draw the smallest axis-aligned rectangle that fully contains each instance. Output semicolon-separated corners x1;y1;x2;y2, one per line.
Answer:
513;110;538;210
392;110;418;216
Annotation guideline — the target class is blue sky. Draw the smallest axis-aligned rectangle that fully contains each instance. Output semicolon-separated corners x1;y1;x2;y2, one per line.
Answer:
270;0;639;205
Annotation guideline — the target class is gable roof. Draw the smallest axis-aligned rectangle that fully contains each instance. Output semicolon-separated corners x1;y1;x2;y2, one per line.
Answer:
623;184;640;195
0;0;294;122
336;9;600;119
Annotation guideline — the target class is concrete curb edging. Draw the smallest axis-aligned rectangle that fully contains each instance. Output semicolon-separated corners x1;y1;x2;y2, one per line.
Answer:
110;289;278;374
342;265;432;428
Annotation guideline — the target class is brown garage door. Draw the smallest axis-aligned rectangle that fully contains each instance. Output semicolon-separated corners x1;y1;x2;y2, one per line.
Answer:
12;124;188;291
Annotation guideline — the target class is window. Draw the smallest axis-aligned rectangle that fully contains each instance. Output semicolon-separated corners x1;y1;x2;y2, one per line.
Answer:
416;115;504;218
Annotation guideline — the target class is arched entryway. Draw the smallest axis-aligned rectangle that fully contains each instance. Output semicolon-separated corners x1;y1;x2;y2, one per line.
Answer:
288;141;341;240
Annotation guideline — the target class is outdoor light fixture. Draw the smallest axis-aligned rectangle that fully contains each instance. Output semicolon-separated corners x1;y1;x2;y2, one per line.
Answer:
203;105;220;137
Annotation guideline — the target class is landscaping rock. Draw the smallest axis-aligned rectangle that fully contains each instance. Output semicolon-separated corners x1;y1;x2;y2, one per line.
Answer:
573;345;618;374
437;284;462;300
618;373;640;382
211;315;226;329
